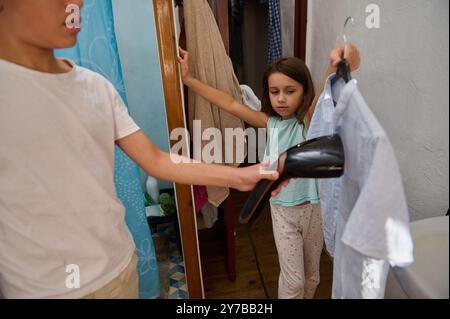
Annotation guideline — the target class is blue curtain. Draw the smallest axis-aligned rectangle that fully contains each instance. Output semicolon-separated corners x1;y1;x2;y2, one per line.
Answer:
56;0;160;299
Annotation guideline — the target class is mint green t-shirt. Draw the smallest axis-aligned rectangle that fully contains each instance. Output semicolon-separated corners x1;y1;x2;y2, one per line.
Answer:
264;116;320;207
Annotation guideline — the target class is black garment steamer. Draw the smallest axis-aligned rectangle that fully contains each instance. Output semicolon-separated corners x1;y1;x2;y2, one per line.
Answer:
240;60;351;299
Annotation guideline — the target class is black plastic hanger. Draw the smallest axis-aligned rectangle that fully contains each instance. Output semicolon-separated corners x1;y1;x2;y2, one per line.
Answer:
331;58;352;85
331;16;355;86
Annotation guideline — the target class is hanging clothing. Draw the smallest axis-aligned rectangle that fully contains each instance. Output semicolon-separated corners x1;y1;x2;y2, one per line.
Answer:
229;0;245;69
193;185;209;213
307;76;414;298
184;0;246;207
198;203;220;230
207;0;218;20
240;84;262;111
240;84;266;163
229;0;282;67
306;77;340;256
264;0;283;65
55;0;160;299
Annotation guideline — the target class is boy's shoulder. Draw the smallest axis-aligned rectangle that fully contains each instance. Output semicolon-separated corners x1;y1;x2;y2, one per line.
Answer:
71;62;107;81
69;61;117;93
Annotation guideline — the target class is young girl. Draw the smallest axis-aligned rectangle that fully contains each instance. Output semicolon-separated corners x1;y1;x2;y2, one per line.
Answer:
178;46;360;299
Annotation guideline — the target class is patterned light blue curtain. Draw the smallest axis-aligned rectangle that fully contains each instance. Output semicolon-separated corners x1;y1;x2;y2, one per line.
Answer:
56;0;160;299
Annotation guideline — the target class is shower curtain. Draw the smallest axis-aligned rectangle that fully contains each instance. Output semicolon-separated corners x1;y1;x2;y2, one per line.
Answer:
56;0;160;299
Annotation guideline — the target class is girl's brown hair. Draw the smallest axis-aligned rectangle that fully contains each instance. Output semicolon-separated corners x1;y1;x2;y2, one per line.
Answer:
262;57;315;123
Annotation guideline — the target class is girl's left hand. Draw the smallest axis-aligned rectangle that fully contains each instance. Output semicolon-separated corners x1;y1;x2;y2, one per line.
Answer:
330;43;361;72
177;47;193;84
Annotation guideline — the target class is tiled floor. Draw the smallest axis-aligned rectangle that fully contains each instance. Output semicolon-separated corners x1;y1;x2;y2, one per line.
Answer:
153;224;188;299
167;238;188;299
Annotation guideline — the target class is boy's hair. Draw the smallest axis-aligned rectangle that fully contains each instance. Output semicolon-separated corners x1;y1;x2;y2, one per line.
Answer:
262;57;315;123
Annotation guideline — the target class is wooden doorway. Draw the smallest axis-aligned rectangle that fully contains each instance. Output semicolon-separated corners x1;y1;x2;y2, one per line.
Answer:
295;0;308;61
153;0;204;299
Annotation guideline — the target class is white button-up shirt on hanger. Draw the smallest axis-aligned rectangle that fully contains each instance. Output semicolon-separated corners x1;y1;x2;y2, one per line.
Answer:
307;76;414;298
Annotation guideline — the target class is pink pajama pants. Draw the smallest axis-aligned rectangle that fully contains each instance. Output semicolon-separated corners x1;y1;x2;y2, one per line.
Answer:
270;203;324;299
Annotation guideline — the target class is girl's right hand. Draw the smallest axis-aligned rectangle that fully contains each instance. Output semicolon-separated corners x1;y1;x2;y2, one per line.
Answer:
177;48;193;84
330;43;361;72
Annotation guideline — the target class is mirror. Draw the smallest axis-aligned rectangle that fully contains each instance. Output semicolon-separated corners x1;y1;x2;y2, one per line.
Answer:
113;0;203;299
113;0;181;300
152;0;203;299
113;0;195;299
172;0;333;300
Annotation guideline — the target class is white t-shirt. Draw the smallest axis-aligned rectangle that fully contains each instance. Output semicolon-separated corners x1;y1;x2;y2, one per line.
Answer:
0;58;141;298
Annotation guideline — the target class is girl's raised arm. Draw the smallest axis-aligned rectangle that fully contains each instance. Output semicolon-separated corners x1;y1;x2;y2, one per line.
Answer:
178;48;268;129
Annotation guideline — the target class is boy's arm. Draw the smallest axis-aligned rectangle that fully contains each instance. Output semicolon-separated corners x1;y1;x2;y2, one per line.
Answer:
116;130;279;192
178;49;268;129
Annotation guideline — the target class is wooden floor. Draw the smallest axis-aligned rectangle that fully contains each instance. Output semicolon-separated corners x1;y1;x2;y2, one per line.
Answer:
199;189;333;299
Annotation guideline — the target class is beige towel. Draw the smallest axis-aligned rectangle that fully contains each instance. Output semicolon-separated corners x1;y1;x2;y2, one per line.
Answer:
184;0;246;207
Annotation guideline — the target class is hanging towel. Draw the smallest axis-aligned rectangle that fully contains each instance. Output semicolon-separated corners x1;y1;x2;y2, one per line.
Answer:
184;0;246;207
207;0;218;20
308;77;413;298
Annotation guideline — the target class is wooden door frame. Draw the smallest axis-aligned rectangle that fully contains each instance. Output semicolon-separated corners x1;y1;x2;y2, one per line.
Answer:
153;0;204;299
216;0;230;54
294;0;308;61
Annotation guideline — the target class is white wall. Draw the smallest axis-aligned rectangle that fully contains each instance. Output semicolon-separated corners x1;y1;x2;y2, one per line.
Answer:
306;0;449;221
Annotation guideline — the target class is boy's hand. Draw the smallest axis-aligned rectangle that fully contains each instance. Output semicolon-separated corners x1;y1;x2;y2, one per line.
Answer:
330;43;361;72
235;162;289;196
234;162;279;192
177;48;193;84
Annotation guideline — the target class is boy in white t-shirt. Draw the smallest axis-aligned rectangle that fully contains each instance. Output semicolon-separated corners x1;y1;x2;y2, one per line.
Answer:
0;0;285;299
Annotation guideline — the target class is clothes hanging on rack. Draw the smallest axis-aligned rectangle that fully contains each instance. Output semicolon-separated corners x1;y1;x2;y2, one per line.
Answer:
183;0;246;207
264;0;282;65
229;0;245;69
229;0;282;68
307;76;414;299
240;84;262;111
207;0;218;20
